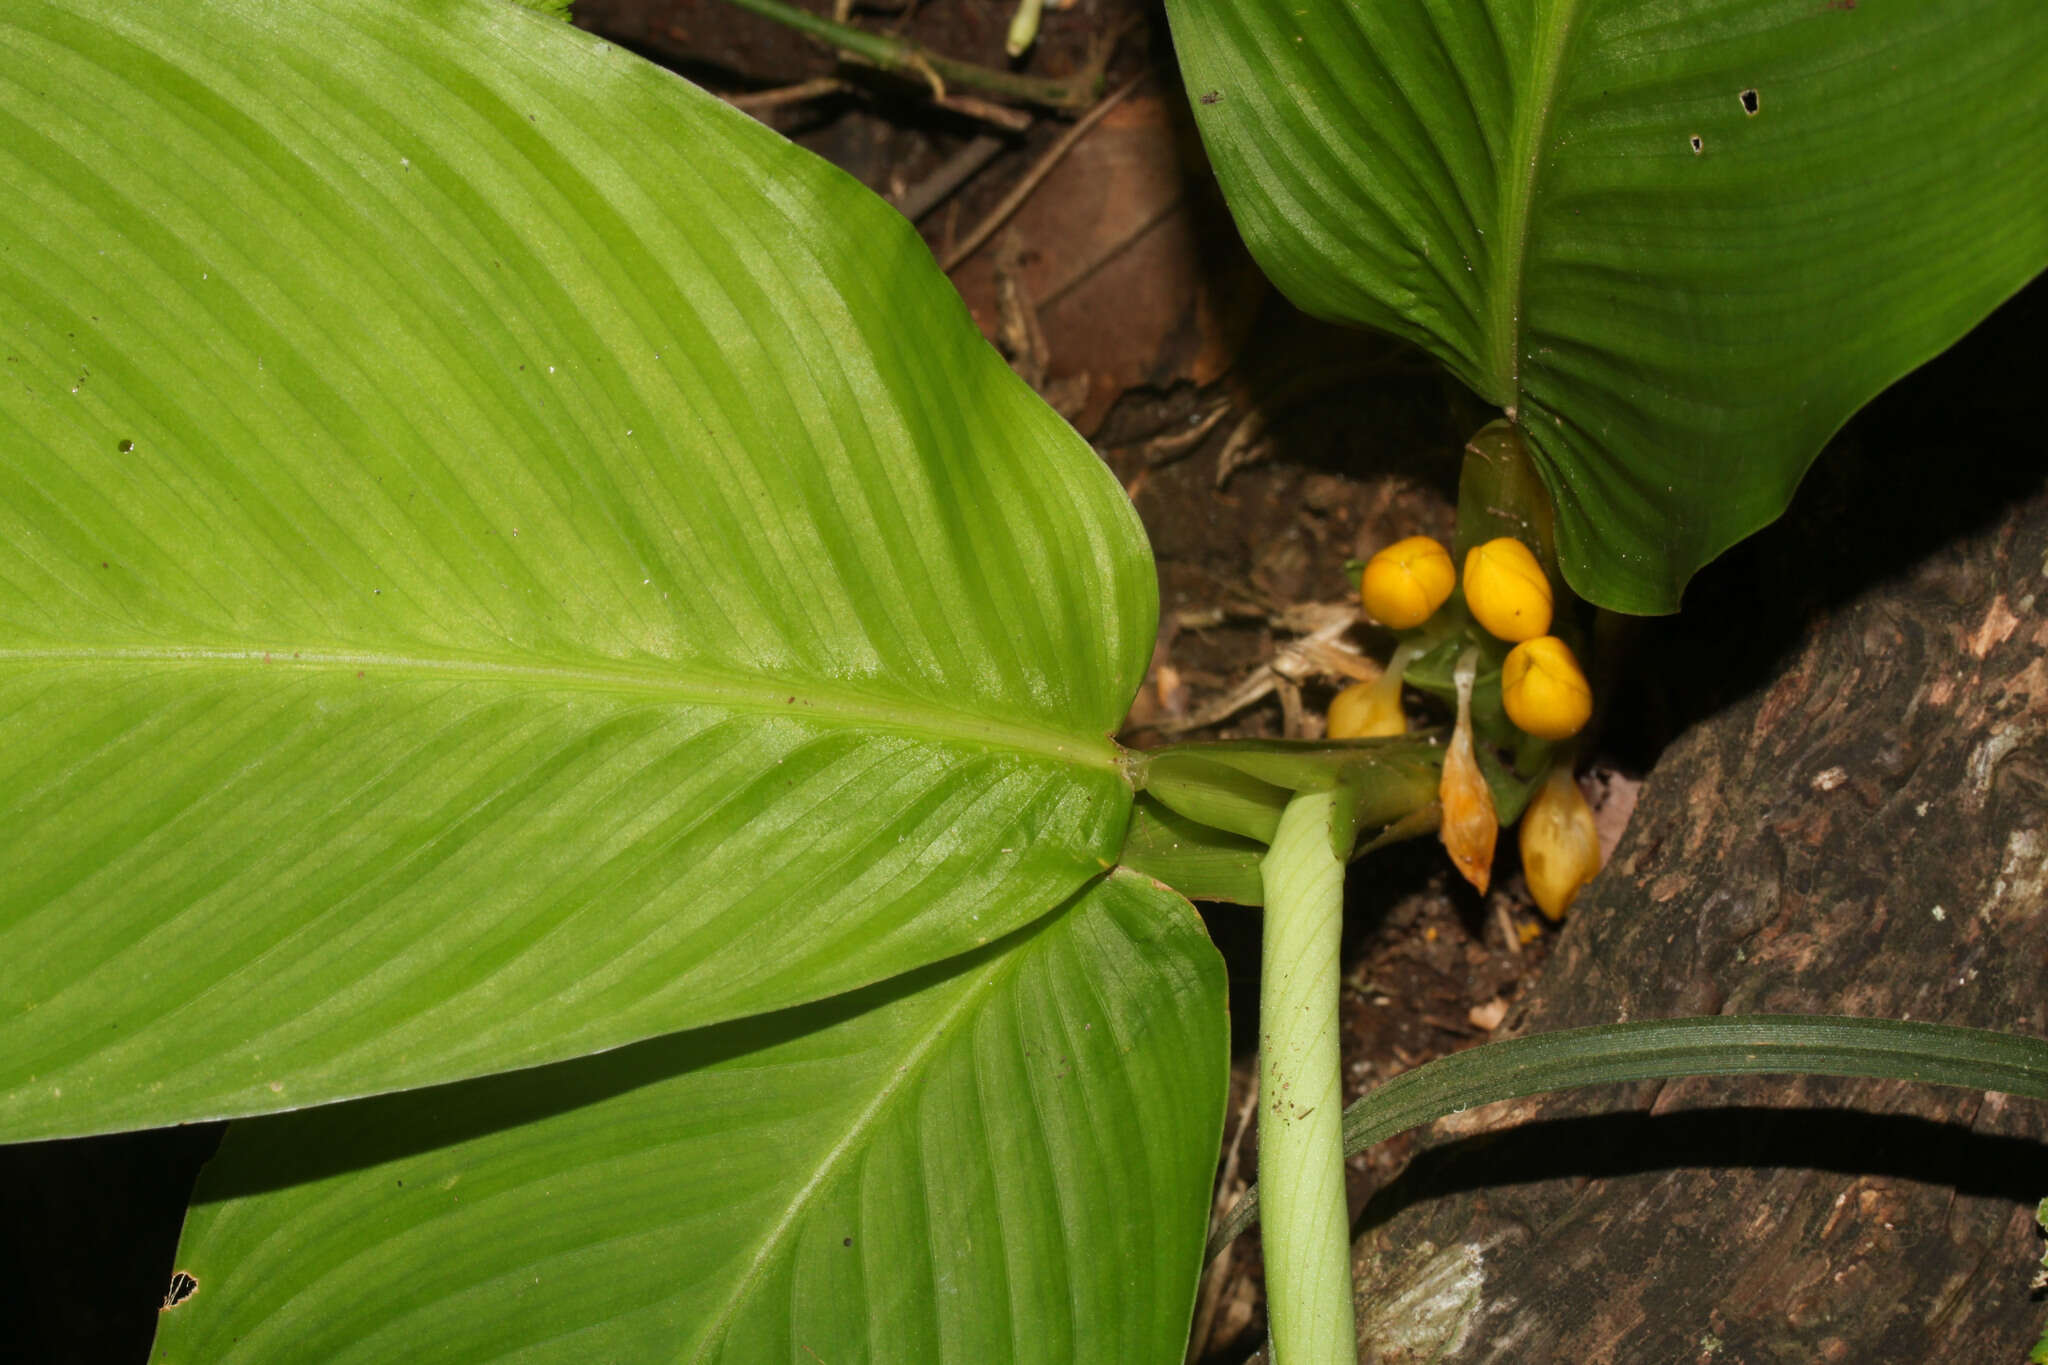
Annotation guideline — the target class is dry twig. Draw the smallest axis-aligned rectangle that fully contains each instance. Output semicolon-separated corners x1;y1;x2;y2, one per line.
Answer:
889;134;1012;222
722;76;850;112
939;71;1146;273
1134;399;1233;467
1158;602;1375;735
723;78;1030;135
714;0;1105;109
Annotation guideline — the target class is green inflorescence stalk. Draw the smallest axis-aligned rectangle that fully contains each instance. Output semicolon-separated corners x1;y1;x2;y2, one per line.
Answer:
1257;790;1357;1364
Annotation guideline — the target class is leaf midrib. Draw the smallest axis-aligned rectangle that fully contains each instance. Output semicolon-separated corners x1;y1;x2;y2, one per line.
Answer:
0;645;1121;775
689;932;1025;1361
1488;0;1581;413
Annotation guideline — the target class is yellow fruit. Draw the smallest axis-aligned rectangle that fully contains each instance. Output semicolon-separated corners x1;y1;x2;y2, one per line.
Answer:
1520;764;1601;920
1360;536;1455;629
1327;679;1405;738
1438;647;1497;894
1501;635;1592;741
1327;674;1406;738
1462;537;1552;642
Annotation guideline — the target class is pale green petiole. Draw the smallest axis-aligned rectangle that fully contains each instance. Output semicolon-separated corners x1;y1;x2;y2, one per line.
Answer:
1257;789;1357;1364
1005;0;1045;56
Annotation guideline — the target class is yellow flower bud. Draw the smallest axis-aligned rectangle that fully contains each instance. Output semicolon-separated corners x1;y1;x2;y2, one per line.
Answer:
1520;764;1601;920
1462;537;1552;642
1501;635;1592;741
1327;643;1420;740
1360;536;1455;629
1438;647;1497;894
1327;676;1406;739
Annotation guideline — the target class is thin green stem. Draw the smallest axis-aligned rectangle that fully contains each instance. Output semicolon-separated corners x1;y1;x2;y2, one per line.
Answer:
712;0;1102;109
1257;789;1357;1365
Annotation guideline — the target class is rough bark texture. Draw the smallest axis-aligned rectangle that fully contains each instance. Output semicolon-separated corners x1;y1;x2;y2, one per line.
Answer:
1349;287;2048;1364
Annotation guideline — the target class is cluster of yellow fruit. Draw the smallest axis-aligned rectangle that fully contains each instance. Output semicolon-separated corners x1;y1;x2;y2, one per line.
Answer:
1348;534;1591;741
1331;533;1602;919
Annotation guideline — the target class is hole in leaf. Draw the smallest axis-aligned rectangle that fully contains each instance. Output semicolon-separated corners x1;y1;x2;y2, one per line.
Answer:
1689;134;1705;155
1740;88;1760;115
162;1271;198;1311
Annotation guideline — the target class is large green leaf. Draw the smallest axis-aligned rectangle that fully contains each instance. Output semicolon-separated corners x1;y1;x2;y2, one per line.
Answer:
1167;0;2048;612
0;0;1154;1140
151;872;1227;1363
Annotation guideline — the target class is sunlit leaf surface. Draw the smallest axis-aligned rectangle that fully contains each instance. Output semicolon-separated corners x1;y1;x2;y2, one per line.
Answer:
0;0;1154;1138
153;874;1227;1364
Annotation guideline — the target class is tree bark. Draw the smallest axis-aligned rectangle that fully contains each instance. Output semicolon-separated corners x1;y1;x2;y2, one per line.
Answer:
1348;291;2048;1363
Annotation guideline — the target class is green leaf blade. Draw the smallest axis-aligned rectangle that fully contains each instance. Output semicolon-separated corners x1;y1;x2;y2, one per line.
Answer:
1;0;1153;1137
2;0;1150;722
150;873;1229;1364
1166;1;1507;396
5;660;1129;1136
1168;0;2048;611
1207;1014;2048;1256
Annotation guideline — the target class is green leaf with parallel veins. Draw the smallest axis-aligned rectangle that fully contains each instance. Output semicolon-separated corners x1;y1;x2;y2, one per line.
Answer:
1167;0;2048;612
152;873;1228;1364
0;0;1154;1139
1207;1014;2048;1255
